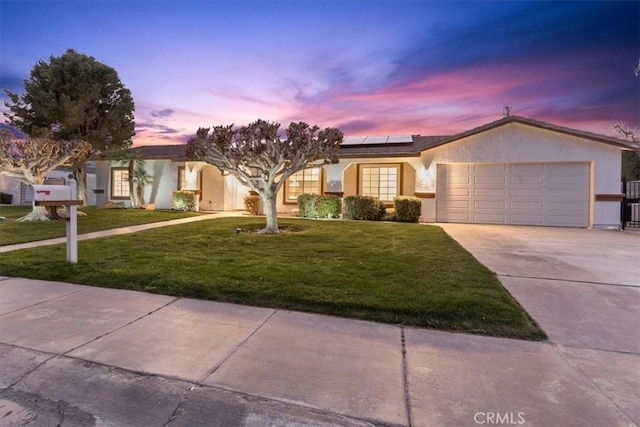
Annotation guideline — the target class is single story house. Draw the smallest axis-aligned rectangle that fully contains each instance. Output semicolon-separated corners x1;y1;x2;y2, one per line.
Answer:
92;115;638;229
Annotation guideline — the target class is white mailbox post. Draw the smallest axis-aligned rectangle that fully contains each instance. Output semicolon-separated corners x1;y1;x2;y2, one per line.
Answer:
29;180;82;263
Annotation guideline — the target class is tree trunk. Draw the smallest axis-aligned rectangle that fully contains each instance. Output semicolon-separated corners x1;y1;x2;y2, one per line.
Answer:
128;160;136;208
75;166;89;206
136;184;144;208
16;202;50;222
260;193;279;234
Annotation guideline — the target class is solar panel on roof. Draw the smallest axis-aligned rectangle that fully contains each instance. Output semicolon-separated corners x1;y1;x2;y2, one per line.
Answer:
387;135;412;143
340;135;414;146
363;136;388;144
341;136;366;146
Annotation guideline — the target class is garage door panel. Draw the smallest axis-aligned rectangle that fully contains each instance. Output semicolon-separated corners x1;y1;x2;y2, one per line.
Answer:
510;188;544;197
548;201;585;210
511;175;543;185
474;201;505;210
473;212;506;223
548;174;587;185
547;188;586;198
475;164;507;174
437;162;589;227
439;200;470;209
474;188;506;197
446;177;471;185
511;164;544;174
510;201;543;210
475;175;506;184
510;213;544;224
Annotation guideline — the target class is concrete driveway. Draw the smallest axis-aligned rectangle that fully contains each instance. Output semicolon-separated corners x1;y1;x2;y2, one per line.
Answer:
438;224;640;424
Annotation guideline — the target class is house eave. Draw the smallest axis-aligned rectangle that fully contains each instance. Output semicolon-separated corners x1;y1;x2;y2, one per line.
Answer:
421;116;637;152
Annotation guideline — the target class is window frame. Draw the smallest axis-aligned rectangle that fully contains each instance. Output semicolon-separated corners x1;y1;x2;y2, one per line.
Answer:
177;166;203;200
283;168;323;204
110;167;130;200
357;163;402;203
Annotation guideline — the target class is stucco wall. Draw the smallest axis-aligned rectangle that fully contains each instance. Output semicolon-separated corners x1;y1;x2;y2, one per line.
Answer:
416;123;623;227
94;159;179;209
200;165;223;211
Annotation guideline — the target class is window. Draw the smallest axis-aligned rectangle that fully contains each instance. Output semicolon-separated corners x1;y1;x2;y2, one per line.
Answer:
285;168;321;203
359;164;399;202
177;166;202;200
110;168;130;199
178;166;186;190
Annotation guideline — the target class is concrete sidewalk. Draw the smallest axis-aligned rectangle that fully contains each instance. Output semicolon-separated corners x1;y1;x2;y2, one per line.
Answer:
0;277;633;426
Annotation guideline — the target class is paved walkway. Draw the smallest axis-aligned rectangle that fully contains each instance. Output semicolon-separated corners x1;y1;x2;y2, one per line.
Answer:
0;220;638;426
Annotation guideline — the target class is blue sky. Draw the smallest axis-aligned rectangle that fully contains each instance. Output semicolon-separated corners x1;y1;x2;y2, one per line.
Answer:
1;0;638;146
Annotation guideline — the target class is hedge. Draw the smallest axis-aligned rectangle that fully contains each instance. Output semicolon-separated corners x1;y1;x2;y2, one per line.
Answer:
343;195;386;221
297;193;342;219
172;190;197;211
394;196;422;222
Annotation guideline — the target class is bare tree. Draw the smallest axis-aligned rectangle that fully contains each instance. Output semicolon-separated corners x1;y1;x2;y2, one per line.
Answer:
187;119;343;233
613;61;640;180
0;130;92;221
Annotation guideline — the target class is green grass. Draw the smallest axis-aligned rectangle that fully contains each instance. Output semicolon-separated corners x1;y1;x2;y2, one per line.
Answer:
0;206;200;246
0;217;545;340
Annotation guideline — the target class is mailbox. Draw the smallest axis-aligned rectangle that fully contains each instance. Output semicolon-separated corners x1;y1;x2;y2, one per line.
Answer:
26;185;73;202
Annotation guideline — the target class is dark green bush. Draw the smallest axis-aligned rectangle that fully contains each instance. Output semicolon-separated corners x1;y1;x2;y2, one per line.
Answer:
297;193;318;218
394;196;422;222
317;195;342;218
172;190;197;211
343;195;386;221
297;194;342;219
243;195;261;215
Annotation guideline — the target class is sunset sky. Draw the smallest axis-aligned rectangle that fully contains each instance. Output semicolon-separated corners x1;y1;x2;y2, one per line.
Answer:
1;1;638;146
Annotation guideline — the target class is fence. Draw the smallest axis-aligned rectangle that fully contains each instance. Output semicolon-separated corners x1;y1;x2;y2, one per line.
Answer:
621;179;640;229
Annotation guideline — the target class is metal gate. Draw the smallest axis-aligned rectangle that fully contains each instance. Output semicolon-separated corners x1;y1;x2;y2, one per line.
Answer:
621;179;640;229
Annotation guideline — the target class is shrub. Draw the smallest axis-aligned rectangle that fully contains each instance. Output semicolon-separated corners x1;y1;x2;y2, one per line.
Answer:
317;195;342;218
297;194;342;219
172;190;197;211
394;196;422;222
343;195;386;221
244;195;261;215
297;193;318;218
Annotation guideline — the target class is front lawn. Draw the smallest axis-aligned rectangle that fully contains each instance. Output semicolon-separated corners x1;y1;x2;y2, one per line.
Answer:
0;206;201;246
0;217;545;340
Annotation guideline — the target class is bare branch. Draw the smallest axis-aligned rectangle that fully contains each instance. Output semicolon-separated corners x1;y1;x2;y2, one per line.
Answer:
0;130;93;185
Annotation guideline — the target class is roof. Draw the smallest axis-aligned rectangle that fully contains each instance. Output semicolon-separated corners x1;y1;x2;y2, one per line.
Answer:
338;115;637;157
129;144;188;159
96;144;188;160
97;116;638;161
439;115;637;150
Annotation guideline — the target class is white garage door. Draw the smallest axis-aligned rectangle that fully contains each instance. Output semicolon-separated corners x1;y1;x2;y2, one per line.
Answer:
436;162;589;227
